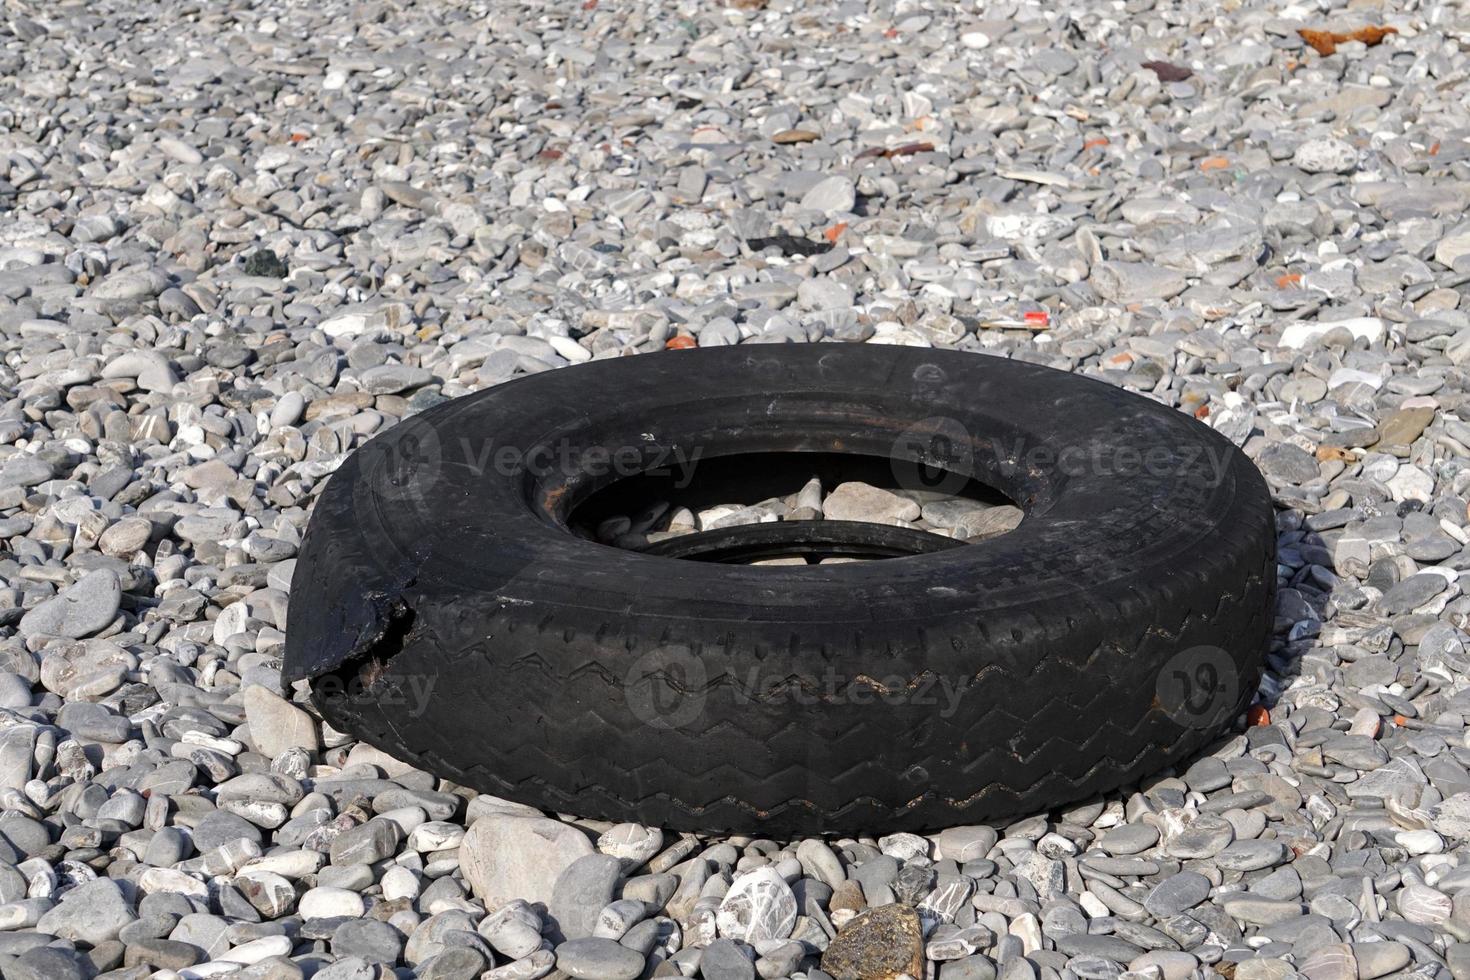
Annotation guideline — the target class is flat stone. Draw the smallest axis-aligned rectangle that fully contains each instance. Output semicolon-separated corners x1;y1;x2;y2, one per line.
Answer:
243;684;320;757
821;904;924;980
35;879;135;946
1090;262;1187;303
549;853;622;942
1352;942;1409;980
800;176;856;214
938;826;998;863
1294;138;1358;174
1144;872;1211;917
462;815;594;910
18;569;120;639
554;937;646;980
702;937;757;980
1100;824;1159;855
822;482;920;524
329;818;403;867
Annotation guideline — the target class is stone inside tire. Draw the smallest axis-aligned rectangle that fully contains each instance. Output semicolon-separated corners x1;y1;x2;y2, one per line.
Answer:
283;344;1276;836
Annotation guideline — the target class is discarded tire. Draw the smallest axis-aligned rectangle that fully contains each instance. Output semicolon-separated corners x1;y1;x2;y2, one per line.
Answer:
283;344;1275;835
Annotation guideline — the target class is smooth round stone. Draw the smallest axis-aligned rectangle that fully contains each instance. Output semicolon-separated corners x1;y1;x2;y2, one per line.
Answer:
938;827;999;863
1182;757;1232;793
299;886;366;920
1129;951;1197;980
550;853;623;942
1215;840;1286;872
1352;942;1410;980
1144;872;1211;917
332;918;406;964
382;866;421;902
17;568;121;640
1066;955;1124;979
1397;884;1451;925
124;937;201;970
418;946;489;979
1163;817;1234;859
1294;138;1358;175
701;937;756;980
1099;824;1159;855
193;811;264;851
554;938;647;980
1054;935;1145;963
1296;943;1356;980
0;672;33;709
940;955;998;980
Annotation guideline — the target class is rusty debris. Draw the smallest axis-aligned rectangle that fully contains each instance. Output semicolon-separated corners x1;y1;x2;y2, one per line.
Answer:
1141;60;1193;82
856;141;935;160
1298;25;1398;56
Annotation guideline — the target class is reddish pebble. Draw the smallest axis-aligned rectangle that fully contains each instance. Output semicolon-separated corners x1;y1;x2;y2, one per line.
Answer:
1023;310;1050;327
665;336;696;350
1247;705;1270;727
825;222;848;243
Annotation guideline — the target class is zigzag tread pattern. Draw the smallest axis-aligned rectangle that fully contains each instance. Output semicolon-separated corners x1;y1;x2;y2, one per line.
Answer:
312;489;1274;834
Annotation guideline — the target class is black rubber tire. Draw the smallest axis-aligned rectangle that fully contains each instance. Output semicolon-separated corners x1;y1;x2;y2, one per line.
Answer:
284;345;1275;836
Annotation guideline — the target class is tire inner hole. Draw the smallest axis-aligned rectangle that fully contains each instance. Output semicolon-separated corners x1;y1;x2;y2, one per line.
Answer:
567;451;1023;565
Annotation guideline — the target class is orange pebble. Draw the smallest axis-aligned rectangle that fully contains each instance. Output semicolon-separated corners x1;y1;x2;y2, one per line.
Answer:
665;335;697;350
825;222;848;243
1247;704;1270;727
1083;137;1109;150
1200;157;1229;171
1276;272;1302;288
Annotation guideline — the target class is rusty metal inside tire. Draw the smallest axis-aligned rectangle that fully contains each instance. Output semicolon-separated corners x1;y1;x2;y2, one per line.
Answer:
283;345;1276;835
